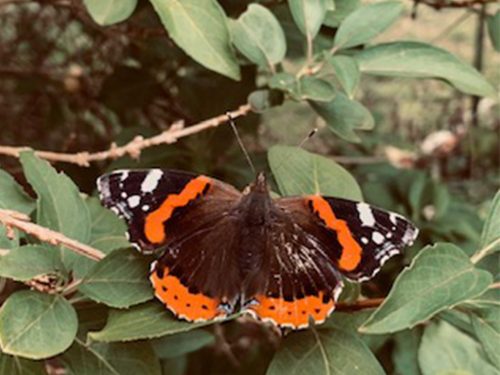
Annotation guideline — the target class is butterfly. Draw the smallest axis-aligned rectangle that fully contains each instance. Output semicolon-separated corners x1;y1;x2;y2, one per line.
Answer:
97;169;418;330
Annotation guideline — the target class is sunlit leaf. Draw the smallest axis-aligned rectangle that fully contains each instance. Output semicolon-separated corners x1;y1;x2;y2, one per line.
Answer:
89;302;220;342
323;0;360;28
0;291;77;359
487;11;500;52
83;0;137;26
268;327;384;375
149;0;240;80
310;93;374;142
268;145;362;200
328;55;360;98
360;243;492;334
0;168;35;249
79;248;153;309
231;4;286;67
471;310;500;368
355;41;496;97
19;152;91;271
61;340;161;375
333;1;403;49
288;0;328;39
418;320;497;375
0;245;64;282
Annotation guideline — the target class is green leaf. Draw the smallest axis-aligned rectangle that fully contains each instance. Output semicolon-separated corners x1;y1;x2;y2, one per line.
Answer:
89;302;219;342
267;327;384;375
487;11;500;52
333;1;403;50
0;351;45;375
61;340;161;375
19;152;91;270
231;4;286;68
0;291;77;359
392;330;421;375
0;168;35;249
0;169;34;214
477;189;500;255
269;72;299;97
471;310;500;368
465;289;500;309
310;93;374;142
298;76;336;101
88;198;129;253
328;55;360;98
149;0;240;80
355;41;496;97
83;0;137;26
288;0;328;39
360;243;493;334
248;89;284;113
323;0;360;28
79;248;153;309
152;329;215;359
0;245;64;281
418;320;498;375
268;145;362;200
75;197;131;278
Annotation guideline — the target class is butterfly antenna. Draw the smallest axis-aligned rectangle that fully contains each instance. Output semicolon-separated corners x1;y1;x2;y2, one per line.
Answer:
298;128;318;148
226;112;256;174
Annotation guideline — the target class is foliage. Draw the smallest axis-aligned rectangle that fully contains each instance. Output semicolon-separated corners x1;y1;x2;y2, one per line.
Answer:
0;0;498;374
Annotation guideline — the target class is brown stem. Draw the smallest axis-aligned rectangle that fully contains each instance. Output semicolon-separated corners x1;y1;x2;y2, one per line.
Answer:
0;104;253;166
0;209;105;261
336;298;385;311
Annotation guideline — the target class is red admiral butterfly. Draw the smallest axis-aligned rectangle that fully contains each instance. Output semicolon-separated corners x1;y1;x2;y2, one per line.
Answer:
97;169;418;329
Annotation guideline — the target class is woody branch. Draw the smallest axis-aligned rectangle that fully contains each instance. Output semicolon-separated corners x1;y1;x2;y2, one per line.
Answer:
0;209;105;261
0;104;253;167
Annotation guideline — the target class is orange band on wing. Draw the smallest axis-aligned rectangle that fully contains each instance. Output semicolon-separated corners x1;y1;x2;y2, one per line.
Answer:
309;196;362;271
150;267;221;321
249;293;334;329
144;176;210;244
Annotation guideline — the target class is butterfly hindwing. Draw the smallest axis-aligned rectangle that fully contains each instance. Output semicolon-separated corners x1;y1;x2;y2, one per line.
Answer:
245;201;344;329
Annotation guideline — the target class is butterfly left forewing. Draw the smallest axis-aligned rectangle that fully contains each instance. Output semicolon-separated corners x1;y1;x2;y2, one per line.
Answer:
97;169;241;253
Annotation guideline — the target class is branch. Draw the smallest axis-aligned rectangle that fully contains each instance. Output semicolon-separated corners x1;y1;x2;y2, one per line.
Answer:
0;209;105;261
0;104;253;166
417;0;496;9
336;297;385;311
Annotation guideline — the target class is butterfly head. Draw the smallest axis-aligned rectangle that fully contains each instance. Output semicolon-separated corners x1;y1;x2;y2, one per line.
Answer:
251;172;268;193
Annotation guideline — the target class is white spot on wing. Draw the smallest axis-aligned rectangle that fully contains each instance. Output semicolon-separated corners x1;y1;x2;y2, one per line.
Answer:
127;195;140;208
357;203;376;227
141;169;163;193
361;237;369;244
372;232;385;244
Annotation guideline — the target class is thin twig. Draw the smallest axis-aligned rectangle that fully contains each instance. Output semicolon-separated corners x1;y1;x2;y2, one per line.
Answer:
470;237;500;264
336;297;385;311
0;104;253;166
0;209;105;261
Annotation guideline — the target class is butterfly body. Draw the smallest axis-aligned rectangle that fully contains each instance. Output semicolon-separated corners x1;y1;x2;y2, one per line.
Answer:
97;169;418;329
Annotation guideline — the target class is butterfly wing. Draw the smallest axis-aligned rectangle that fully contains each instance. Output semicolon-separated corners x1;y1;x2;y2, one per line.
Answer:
245;204;344;330
97;169;241;253
247;195;417;330
277;196;418;282
97;169;244;322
